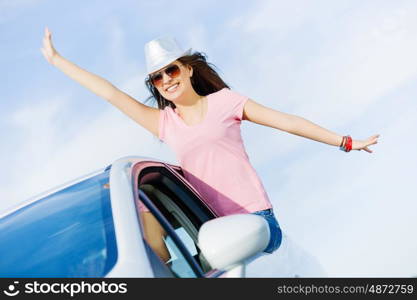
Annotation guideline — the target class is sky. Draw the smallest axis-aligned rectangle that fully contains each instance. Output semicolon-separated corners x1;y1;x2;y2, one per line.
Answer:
1;0;417;277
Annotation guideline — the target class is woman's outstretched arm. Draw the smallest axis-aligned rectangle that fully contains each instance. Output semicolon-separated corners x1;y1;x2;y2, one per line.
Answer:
243;98;379;153
40;27;160;137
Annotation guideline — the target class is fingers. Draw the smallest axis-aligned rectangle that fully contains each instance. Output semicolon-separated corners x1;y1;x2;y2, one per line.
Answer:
365;134;380;146
360;146;372;153
43;38;51;51
41;27;57;65
354;134;379;153
40;48;50;64
40;47;51;64
42;36;48;47
363;140;376;152
42;27;54;52
368;138;378;145
43;27;52;45
44;27;51;38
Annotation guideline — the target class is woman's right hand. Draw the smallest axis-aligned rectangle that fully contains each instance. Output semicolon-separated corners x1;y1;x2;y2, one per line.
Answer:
40;27;59;65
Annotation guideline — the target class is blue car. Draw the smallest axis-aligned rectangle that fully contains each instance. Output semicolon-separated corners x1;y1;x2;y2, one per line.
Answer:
0;156;324;278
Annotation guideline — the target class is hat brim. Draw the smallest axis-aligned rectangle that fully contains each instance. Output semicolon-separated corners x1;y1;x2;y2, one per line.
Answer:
147;48;192;75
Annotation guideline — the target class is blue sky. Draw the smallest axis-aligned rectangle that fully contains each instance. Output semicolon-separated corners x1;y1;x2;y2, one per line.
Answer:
1;0;417;277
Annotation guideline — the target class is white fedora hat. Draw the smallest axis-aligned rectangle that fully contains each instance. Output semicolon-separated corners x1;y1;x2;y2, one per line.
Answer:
144;36;192;75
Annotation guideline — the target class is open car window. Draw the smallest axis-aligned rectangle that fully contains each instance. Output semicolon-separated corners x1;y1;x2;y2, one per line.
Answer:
133;164;217;277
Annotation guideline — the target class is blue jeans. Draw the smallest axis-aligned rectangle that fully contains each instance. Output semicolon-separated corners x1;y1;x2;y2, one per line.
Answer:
251;209;282;254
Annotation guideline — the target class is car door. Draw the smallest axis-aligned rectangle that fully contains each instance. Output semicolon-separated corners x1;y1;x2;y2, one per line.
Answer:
132;161;233;278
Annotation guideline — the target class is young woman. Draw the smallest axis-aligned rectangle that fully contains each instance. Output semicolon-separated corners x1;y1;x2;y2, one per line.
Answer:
40;27;379;264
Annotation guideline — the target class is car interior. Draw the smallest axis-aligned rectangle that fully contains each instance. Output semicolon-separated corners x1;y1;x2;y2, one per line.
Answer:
137;166;216;276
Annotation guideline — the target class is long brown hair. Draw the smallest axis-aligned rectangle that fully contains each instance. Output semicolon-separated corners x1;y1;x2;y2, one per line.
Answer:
144;51;229;109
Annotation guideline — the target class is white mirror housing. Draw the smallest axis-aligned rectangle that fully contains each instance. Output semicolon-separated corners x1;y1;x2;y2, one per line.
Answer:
198;214;270;270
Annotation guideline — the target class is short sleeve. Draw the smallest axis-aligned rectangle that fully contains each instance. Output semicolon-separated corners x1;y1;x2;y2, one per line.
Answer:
223;88;249;121
158;108;167;141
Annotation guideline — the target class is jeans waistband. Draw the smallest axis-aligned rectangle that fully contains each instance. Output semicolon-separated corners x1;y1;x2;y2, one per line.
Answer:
255;208;272;213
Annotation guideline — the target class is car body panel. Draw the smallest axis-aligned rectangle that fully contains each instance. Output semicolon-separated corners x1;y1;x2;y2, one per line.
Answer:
104;157;152;277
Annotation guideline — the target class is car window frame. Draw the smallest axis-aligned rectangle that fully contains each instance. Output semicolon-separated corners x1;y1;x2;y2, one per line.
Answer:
162;163;219;218
131;161;227;277
132;161;234;278
136;188;204;277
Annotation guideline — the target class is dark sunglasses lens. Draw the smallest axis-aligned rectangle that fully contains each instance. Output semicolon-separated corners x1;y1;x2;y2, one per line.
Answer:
165;65;180;77
151;73;163;86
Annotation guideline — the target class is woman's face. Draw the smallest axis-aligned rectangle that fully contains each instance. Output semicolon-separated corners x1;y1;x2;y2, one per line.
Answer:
149;60;193;102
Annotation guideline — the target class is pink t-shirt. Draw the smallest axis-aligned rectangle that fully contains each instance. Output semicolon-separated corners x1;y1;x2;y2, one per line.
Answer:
152;87;272;217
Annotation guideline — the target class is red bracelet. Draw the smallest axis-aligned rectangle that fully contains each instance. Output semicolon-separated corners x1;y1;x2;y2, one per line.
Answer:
345;135;352;152
339;135;352;152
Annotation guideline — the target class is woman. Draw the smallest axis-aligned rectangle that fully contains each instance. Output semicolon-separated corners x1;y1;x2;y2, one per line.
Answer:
40;27;379;263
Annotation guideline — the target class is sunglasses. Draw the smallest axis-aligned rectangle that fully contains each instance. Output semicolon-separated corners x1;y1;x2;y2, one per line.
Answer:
149;64;181;87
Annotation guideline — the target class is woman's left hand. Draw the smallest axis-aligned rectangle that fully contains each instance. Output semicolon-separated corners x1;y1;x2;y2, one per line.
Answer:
352;134;380;153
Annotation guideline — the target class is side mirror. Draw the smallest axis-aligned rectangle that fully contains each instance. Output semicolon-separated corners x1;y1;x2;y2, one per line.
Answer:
198;214;270;270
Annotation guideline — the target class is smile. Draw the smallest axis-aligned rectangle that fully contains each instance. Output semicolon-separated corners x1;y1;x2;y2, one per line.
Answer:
165;83;179;92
